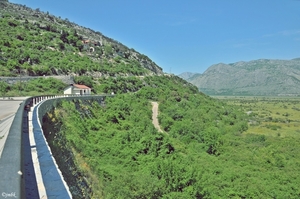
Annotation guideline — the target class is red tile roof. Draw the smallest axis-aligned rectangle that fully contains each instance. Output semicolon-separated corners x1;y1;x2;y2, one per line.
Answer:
73;84;90;89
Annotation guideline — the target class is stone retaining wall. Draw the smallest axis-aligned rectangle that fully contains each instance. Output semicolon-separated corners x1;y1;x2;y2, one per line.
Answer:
0;75;74;85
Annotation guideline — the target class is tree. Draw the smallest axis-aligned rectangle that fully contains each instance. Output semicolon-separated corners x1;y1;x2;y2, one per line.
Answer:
76;40;83;52
0;81;9;97
60;30;69;43
74;76;94;89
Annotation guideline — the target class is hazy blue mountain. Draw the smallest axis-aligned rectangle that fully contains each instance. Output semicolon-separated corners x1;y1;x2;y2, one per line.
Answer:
178;72;201;81
186;58;300;96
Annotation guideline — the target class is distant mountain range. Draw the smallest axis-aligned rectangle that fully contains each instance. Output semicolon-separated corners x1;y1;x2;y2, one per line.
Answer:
177;72;200;80
179;58;300;96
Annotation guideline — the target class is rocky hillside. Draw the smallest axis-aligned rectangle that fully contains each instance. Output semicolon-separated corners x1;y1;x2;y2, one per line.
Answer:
182;58;300;96
0;1;163;77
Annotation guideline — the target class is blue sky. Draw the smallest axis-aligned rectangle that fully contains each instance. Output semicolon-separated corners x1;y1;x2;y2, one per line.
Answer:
10;0;300;75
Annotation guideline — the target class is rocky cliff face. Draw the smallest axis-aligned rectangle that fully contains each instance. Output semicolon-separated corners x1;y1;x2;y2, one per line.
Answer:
182;58;300;96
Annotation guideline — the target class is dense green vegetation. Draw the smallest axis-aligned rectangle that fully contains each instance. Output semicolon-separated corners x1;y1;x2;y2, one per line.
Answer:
0;77;66;96
41;76;300;198
0;75;150;97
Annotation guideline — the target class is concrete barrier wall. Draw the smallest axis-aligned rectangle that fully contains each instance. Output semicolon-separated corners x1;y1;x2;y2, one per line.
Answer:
31;104;72;198
0;95;108;199
33;95;106;198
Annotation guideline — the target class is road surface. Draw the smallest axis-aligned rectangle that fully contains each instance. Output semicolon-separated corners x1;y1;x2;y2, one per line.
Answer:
0;98;26;158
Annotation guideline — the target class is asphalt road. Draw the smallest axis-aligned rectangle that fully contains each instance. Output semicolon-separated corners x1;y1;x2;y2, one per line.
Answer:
0;100;22;120
0;99;26;158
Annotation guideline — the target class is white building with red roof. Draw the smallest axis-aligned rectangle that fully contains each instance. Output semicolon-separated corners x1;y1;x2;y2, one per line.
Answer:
63;84;91;95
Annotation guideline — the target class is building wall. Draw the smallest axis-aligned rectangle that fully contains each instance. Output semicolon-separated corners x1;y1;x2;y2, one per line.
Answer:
63;87;73;95
75;88;91;95
85;89;91;95
73;89;81;95
64;86;91;95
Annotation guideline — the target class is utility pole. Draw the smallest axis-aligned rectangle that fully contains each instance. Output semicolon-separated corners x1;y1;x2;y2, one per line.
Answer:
17;66;21;95
19;69;21;94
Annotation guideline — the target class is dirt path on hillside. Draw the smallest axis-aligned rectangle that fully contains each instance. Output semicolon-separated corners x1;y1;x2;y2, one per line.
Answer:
151;102;163;133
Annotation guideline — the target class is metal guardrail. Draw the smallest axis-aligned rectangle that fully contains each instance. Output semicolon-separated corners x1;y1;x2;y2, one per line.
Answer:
0;94;110;199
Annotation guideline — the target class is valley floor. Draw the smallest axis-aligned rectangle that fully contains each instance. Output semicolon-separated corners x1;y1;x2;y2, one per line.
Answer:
219;96;300;138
